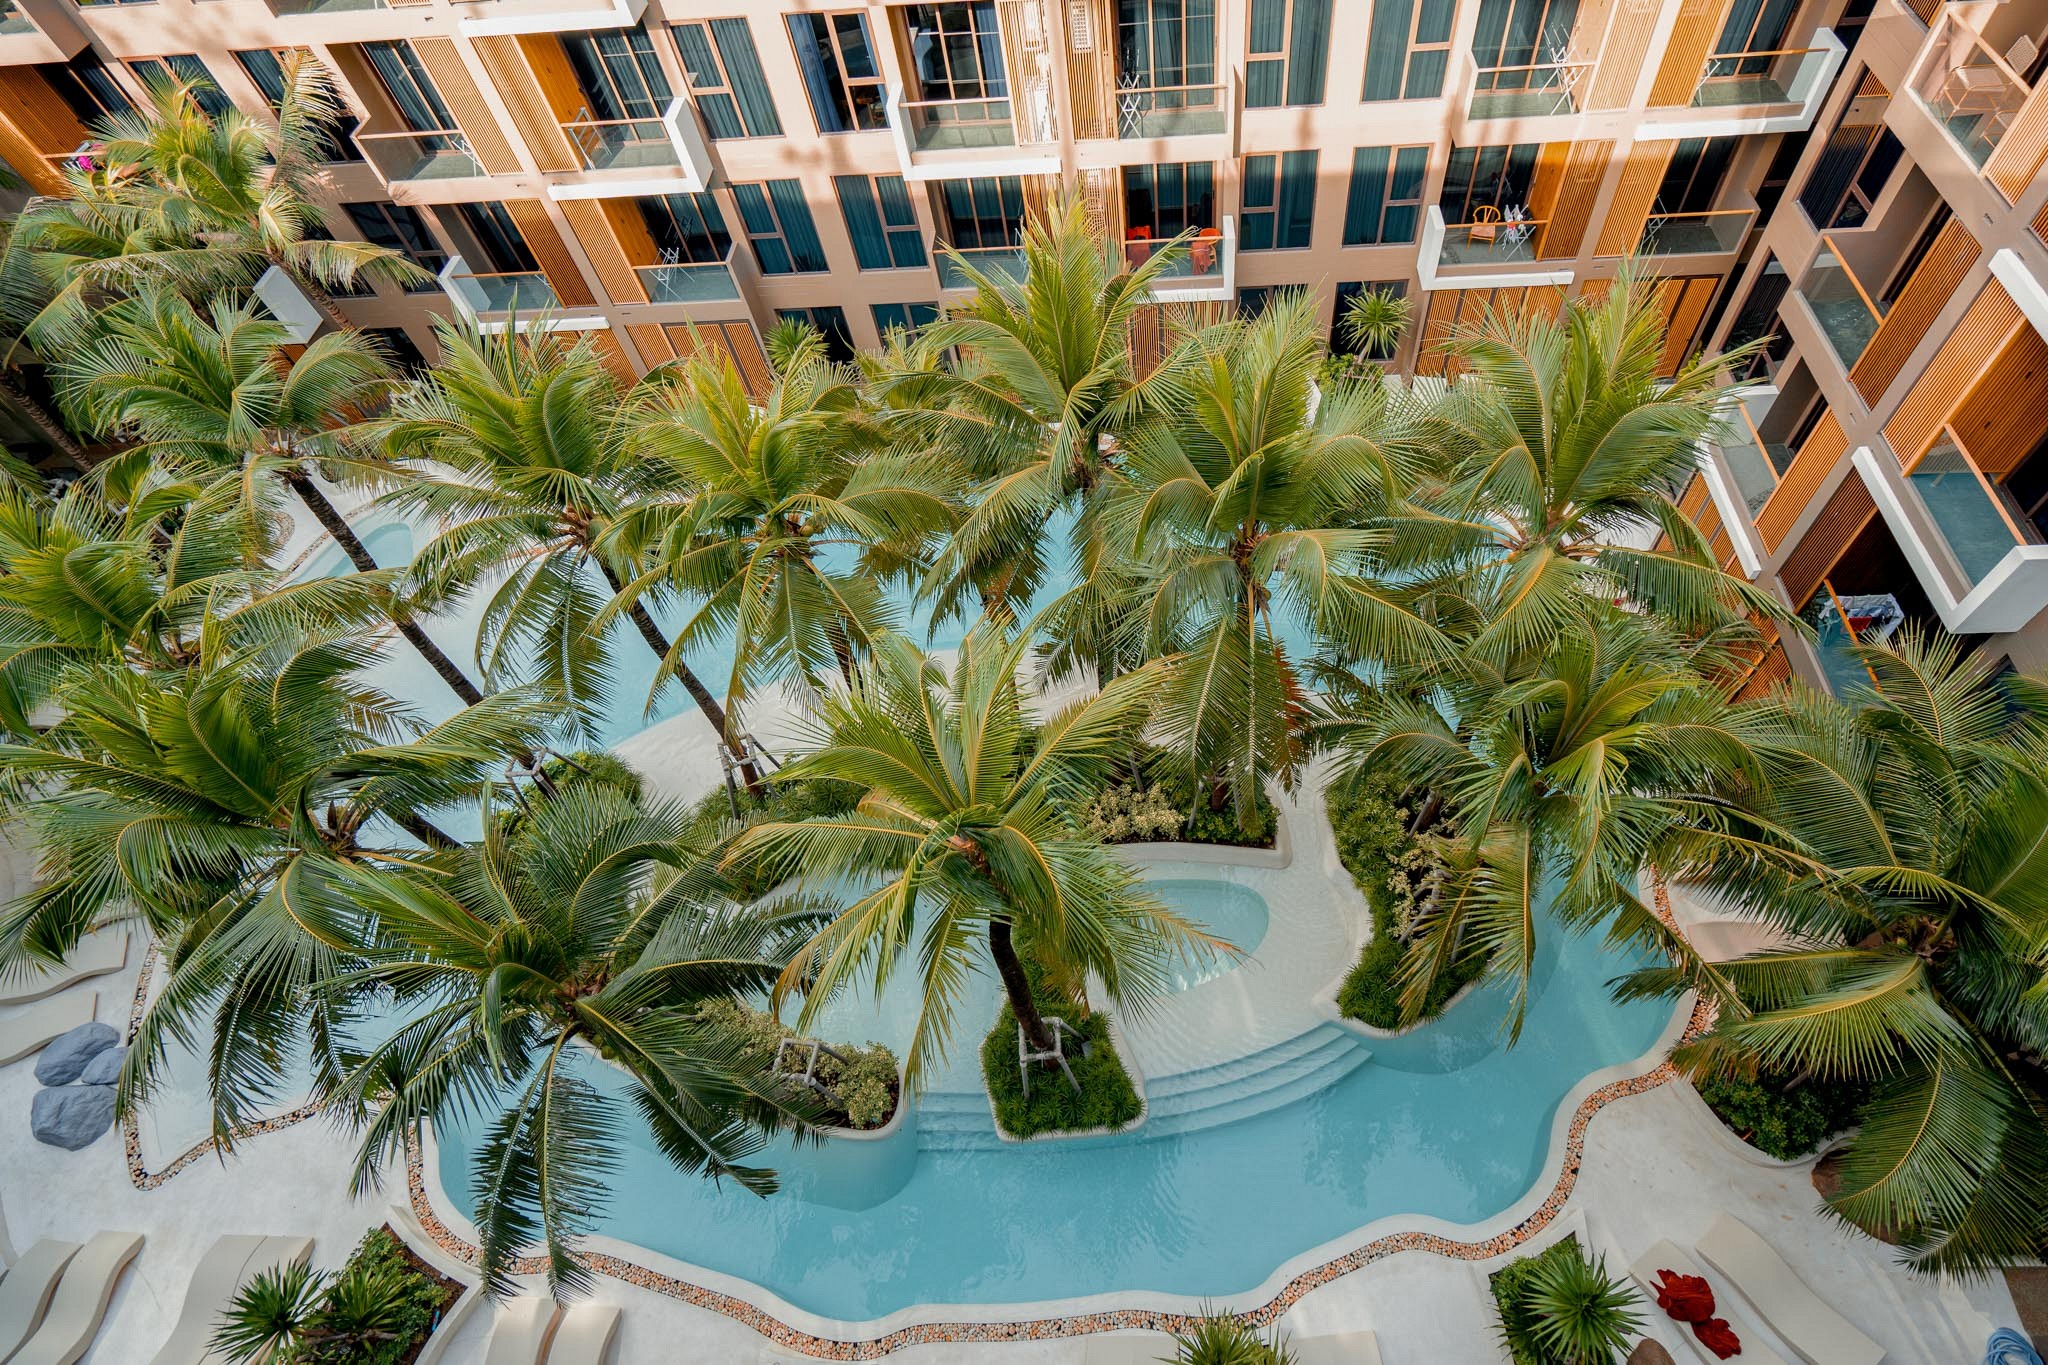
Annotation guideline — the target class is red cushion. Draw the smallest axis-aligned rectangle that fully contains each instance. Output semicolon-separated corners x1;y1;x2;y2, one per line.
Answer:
1654;1269;1716;1323
1693;1317;1742;1359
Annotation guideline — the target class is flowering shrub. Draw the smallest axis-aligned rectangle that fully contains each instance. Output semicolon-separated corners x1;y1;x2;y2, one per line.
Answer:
1078;783;1184;844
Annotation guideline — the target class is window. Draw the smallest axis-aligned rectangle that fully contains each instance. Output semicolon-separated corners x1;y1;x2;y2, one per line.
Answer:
777;306;856;364
904;3;1007;102
1797;91;1901;230
342;201;447;289
835;175;927;269
446;202;537;274
1123;161;1216;239
1341;145;1427;245
44;53;133;123
1246;0;1330;106
1472;0;1579;73
560;27;671;122
128;56;231;118
1240;151;1316;250
787;12;887;133
363;41;457;134
1362;0;1453;101
1655;137;1736;214
872;301;940;337
1332;281;1409;361
235;49;361;160
364;327;430;377
1438;143;1540;221
1237;285;1306;318
939;175;1025;250
1118;0;1217;90
732;181;826;274
1715;0;1797;58
671;19;781;138
1724;254;1791;380
638;192;732;264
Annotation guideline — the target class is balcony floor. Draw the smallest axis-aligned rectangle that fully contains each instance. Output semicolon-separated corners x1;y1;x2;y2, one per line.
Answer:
1693;75;1791;107
912;125;1019;152
1641;220;1734;256
1469;87;1576;120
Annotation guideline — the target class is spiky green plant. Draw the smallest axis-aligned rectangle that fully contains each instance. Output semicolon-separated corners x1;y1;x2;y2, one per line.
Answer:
1167;1310;1298;1363
1518;1248;1643;1365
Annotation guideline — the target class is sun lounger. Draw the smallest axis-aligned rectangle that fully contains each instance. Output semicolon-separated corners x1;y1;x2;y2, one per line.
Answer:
1629;1237;1788;1365
0;1240;83;1360
0;933;128;1006
546;1303;620;1365
8;1229;143;1365
0;993;96;1066
1078;1337;1173;1364
147;1233;314;1365
481;1295;559;1365
1695;1216;1884;1365
1296;1329;1383;1363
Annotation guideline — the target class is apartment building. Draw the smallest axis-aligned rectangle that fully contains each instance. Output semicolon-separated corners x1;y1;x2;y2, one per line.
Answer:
12;0;2036;696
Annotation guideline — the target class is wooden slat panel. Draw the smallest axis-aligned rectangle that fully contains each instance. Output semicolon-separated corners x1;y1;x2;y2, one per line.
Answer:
1594;142;1672;257
1417;291;1461;377
1849;219;1979;404
666;321;770;394
1734;644;1791;700
1064;0;1115;139
503;200;596;307
471;35;576;172
627;323;674;366
2033;196;2048;246
1588;0;1660;109
1881;281;2024;467
1659;275;1718;376
1648;0;1735;107
1986;79;2048;204
0;68;89;194
1779;476;1875;606
556;199;647;304
1539;140;1612;259
587;330;637;382
1948;324;2048;478
1756;410;1845;552
412;37;520;174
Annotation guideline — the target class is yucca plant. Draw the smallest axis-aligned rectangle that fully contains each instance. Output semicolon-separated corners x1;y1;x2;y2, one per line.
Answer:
1167;1310;1298;1364
1518;1249;1643;1365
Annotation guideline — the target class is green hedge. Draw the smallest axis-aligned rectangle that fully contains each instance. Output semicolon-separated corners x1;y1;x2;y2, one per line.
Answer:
1695;1070;1868;1160
301;1228;455;1365
1084;743;1278;849
980;994;1142;1139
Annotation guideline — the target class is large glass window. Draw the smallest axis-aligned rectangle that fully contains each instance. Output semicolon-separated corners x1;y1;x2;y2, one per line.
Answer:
777;306;856;363
638;192;732;264
1341;145;1427;245
787;12;887;133
44;52;134;124
1715;0;1797;57
671;19;781;138
939;176;1025;249
1655;136;1736;213
363;41;457;134
1117;0;1217;91
834;175;927;269
235;49;360;161
872;301;940;337
904;3;1007;102
1438;143;1540;221
1240;151;1316;250
1332;280;1410;360
127;56;232;118
448;203;537;275
560;27;671;122
1123;161;1216;238
343;201;447;290
1246;0;1330;106
1361;0;1453;101
1472;0;1579;72
1798;95;1901;230
732;181;827;274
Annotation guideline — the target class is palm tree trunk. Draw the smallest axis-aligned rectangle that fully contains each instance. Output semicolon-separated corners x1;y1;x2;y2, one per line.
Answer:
394;810;459;851
276;256;355;334
0;370;84;463
282;471;486;707
988;919;1055;1054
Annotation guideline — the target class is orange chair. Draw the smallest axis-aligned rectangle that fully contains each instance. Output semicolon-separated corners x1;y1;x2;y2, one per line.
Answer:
1190;225;1222;272
1467;204;1503;245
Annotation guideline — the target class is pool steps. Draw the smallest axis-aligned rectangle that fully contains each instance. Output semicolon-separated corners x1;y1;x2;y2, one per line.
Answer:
916;1024;1371;1150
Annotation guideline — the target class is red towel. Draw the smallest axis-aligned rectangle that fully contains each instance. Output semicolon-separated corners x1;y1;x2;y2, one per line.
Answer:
1654;1269;1716;1322
1692;1317;1743;1358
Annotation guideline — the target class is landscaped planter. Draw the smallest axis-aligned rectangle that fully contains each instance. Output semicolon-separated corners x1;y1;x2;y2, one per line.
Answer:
770;1065;919;1211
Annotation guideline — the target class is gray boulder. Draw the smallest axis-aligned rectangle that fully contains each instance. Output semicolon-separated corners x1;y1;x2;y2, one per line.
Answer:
30;1084;117;1150
33;1021;118;1085
77;1046;124;1086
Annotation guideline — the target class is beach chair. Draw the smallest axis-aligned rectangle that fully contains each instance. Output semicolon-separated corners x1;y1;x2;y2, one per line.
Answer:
1296;1328;1384;1363
481;1295;559;1365
8;1229;143;1365
0;993;96;1066
1696;1215;1884;1365
148;1233;314;1365
0;1240;82;1360
0;933;128;1007
546;1302;621;1365
1628;1237;1788;1365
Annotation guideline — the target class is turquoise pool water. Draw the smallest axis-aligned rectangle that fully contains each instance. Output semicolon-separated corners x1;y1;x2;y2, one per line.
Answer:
1157;877;1269;990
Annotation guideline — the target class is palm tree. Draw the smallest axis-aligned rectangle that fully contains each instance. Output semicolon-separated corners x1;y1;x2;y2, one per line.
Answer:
318;784;827;1294
372;320;742;754
52;286;489;706
603;329;954;726
1072;291;1448;818
1628;630;2048;1275
0;628;555;1143
730;625;1208;1080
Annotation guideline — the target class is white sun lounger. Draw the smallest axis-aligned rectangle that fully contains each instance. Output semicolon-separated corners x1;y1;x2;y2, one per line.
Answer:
0;1240;83;1360
0;993;96;1066
1296;1329;1383;1363
148;1233;315;1365
1078;1337;1172;1364
482;1296;559;1365
0;933;129;1007
7;1229;143;1365
1629;1237;1788;1365
1696;1215;1885;1365
546;1302;620;1365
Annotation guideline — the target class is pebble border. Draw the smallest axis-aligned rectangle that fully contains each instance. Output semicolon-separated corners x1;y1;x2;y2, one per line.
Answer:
124;882;1714;1357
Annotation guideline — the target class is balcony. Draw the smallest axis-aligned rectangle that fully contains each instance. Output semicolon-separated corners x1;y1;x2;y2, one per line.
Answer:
1713;403;1792;516
355;129;487;186
1639;29;1844;141
1416;206;1574;290
937;244;1028;291
1115;82;1227;139
1901;435;2045;588
550;95;713;199
1465;58;1593;122
1795;240;1884;372
1906;13;2045;193
438;256;606;334
1636;207;1756;258
885;87;1060;182
1122;218;1235;302
1801;583;1889;699
634;250;742;305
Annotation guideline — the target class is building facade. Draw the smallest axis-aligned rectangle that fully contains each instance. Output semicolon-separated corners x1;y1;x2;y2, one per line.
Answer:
0;0;2041;692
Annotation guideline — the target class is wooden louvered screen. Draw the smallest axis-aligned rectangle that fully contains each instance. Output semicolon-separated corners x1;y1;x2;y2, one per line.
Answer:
1881;281;2024;466
1064;0;1116;139
1669;471;1712;550
1537;141;1612;258
587;330;637;382
556;200;648;304
1656;275;1720;375
1948;324;2048;478
1733;642;1791;700
1985;82;2048;205
1594;142;1673;257
471;36;576;172
503;200;596;307
1648;0;1735;107
0;68;91;194
628;324;674;365
1415;287;1564;376
411;38;520;174
2034;196;2048;245
1779;476;1876;606
1756;410;1845;552
1588;0;1660;109
1848;219;1978;404
665;321;770;394
1901;0;1939;23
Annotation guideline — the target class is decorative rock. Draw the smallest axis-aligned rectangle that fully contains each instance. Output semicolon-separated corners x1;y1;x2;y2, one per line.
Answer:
78;1046;124;1086
30;1084;117;1150
33;1021;118;1085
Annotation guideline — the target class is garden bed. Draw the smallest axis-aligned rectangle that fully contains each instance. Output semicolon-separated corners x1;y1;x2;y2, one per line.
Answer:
696;997;901;1130
1489;1234;1643;1365
1693;1068;1866;1161
980;993;1141;1139
1079;743;1278;850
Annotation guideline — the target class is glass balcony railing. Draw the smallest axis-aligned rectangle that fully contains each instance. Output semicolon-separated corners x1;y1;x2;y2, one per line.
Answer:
1903;435;2041;586
445;267;559;316
1797;241;1884;370
1688;45;1829;107
1909;15;2032;170
273;0;388;14
562;117;678;173
1715;406;1789;516
1467;60;1593;120
0;2;38;34
354;129;484;183
937;244;1027;290
1115;83;1226;139
1436;214;1545;270
634;254;740;304
1801;583;1894;699
1124;226;1226;280
902;95;1018;152
1637;208;1756;257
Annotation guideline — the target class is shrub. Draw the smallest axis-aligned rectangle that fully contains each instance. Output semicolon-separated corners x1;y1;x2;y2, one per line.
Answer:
696;997;900;1129
1078;783;1184;843
980;992;1141;1138
1083;742;1279;849
212;1227;454;1365
1490;1236;1642;1365
1168;1311;1298;1363
1695;1070;1867;1160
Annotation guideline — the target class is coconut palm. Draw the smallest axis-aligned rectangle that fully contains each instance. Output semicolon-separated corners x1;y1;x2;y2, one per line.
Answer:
730;625;1208;1081
603;329;955;726
317;784;828;1294
1069;292;1448;819
52;286;489;706
1628;630;2048;1275
373;320;744;755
